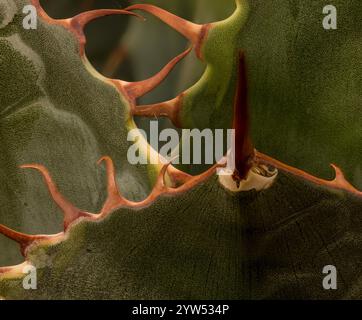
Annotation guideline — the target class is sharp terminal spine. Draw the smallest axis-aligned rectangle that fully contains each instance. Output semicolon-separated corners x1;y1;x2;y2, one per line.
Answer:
232;51;255;187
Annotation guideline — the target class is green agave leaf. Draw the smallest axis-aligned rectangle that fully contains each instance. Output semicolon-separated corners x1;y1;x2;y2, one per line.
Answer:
40;0;131;78
130;0;362;188
0;0;153;266
1;168;361;299
0;0;361;300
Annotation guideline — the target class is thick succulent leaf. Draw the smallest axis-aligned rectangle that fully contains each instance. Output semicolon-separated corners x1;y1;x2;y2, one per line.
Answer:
241;0;362;189
130;0;361;187
0;171;361;299
125;0;235;104
40;0;131;78
0;0;151;266
0;0;361;300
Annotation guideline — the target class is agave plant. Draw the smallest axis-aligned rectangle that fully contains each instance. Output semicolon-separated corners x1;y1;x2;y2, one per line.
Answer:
0;0;361;299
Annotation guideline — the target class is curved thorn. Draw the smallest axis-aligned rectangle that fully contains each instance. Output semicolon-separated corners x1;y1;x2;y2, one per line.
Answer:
98;157;134;214
169;163;222;195
137;162;180;207
65;9;143;56
124;47;192;100
95;158;219;212
148;161;220;205
30;0;56;23
70;9;144;29
125;4;203;45
156;155;188;190
98;156;121;199
167;165;192;186
0;224;46;256
159;156;192;187
133;95;183;127
331;164;356;190
0;224;34;246
20;164;88;229
331;164;345;181
255;152;362;197
232;51;255;186
154;163;171;192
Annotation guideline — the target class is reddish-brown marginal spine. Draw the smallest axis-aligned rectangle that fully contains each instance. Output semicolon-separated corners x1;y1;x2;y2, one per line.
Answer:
30;1;142;56
30;0;55;23
255;151;362;197
0;224;50;256
97;157;220;216
68;10;143;56
132;94;184;127
125;4;208;59
125;4;202;43
0;0;214;277
6;0;358;280
97;157;136;215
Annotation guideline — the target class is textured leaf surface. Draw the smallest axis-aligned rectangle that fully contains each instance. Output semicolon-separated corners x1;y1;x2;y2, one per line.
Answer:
130;0;361;186
0;0;361;300
242;0;362;188
0;0;150;266
1;172;361;299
